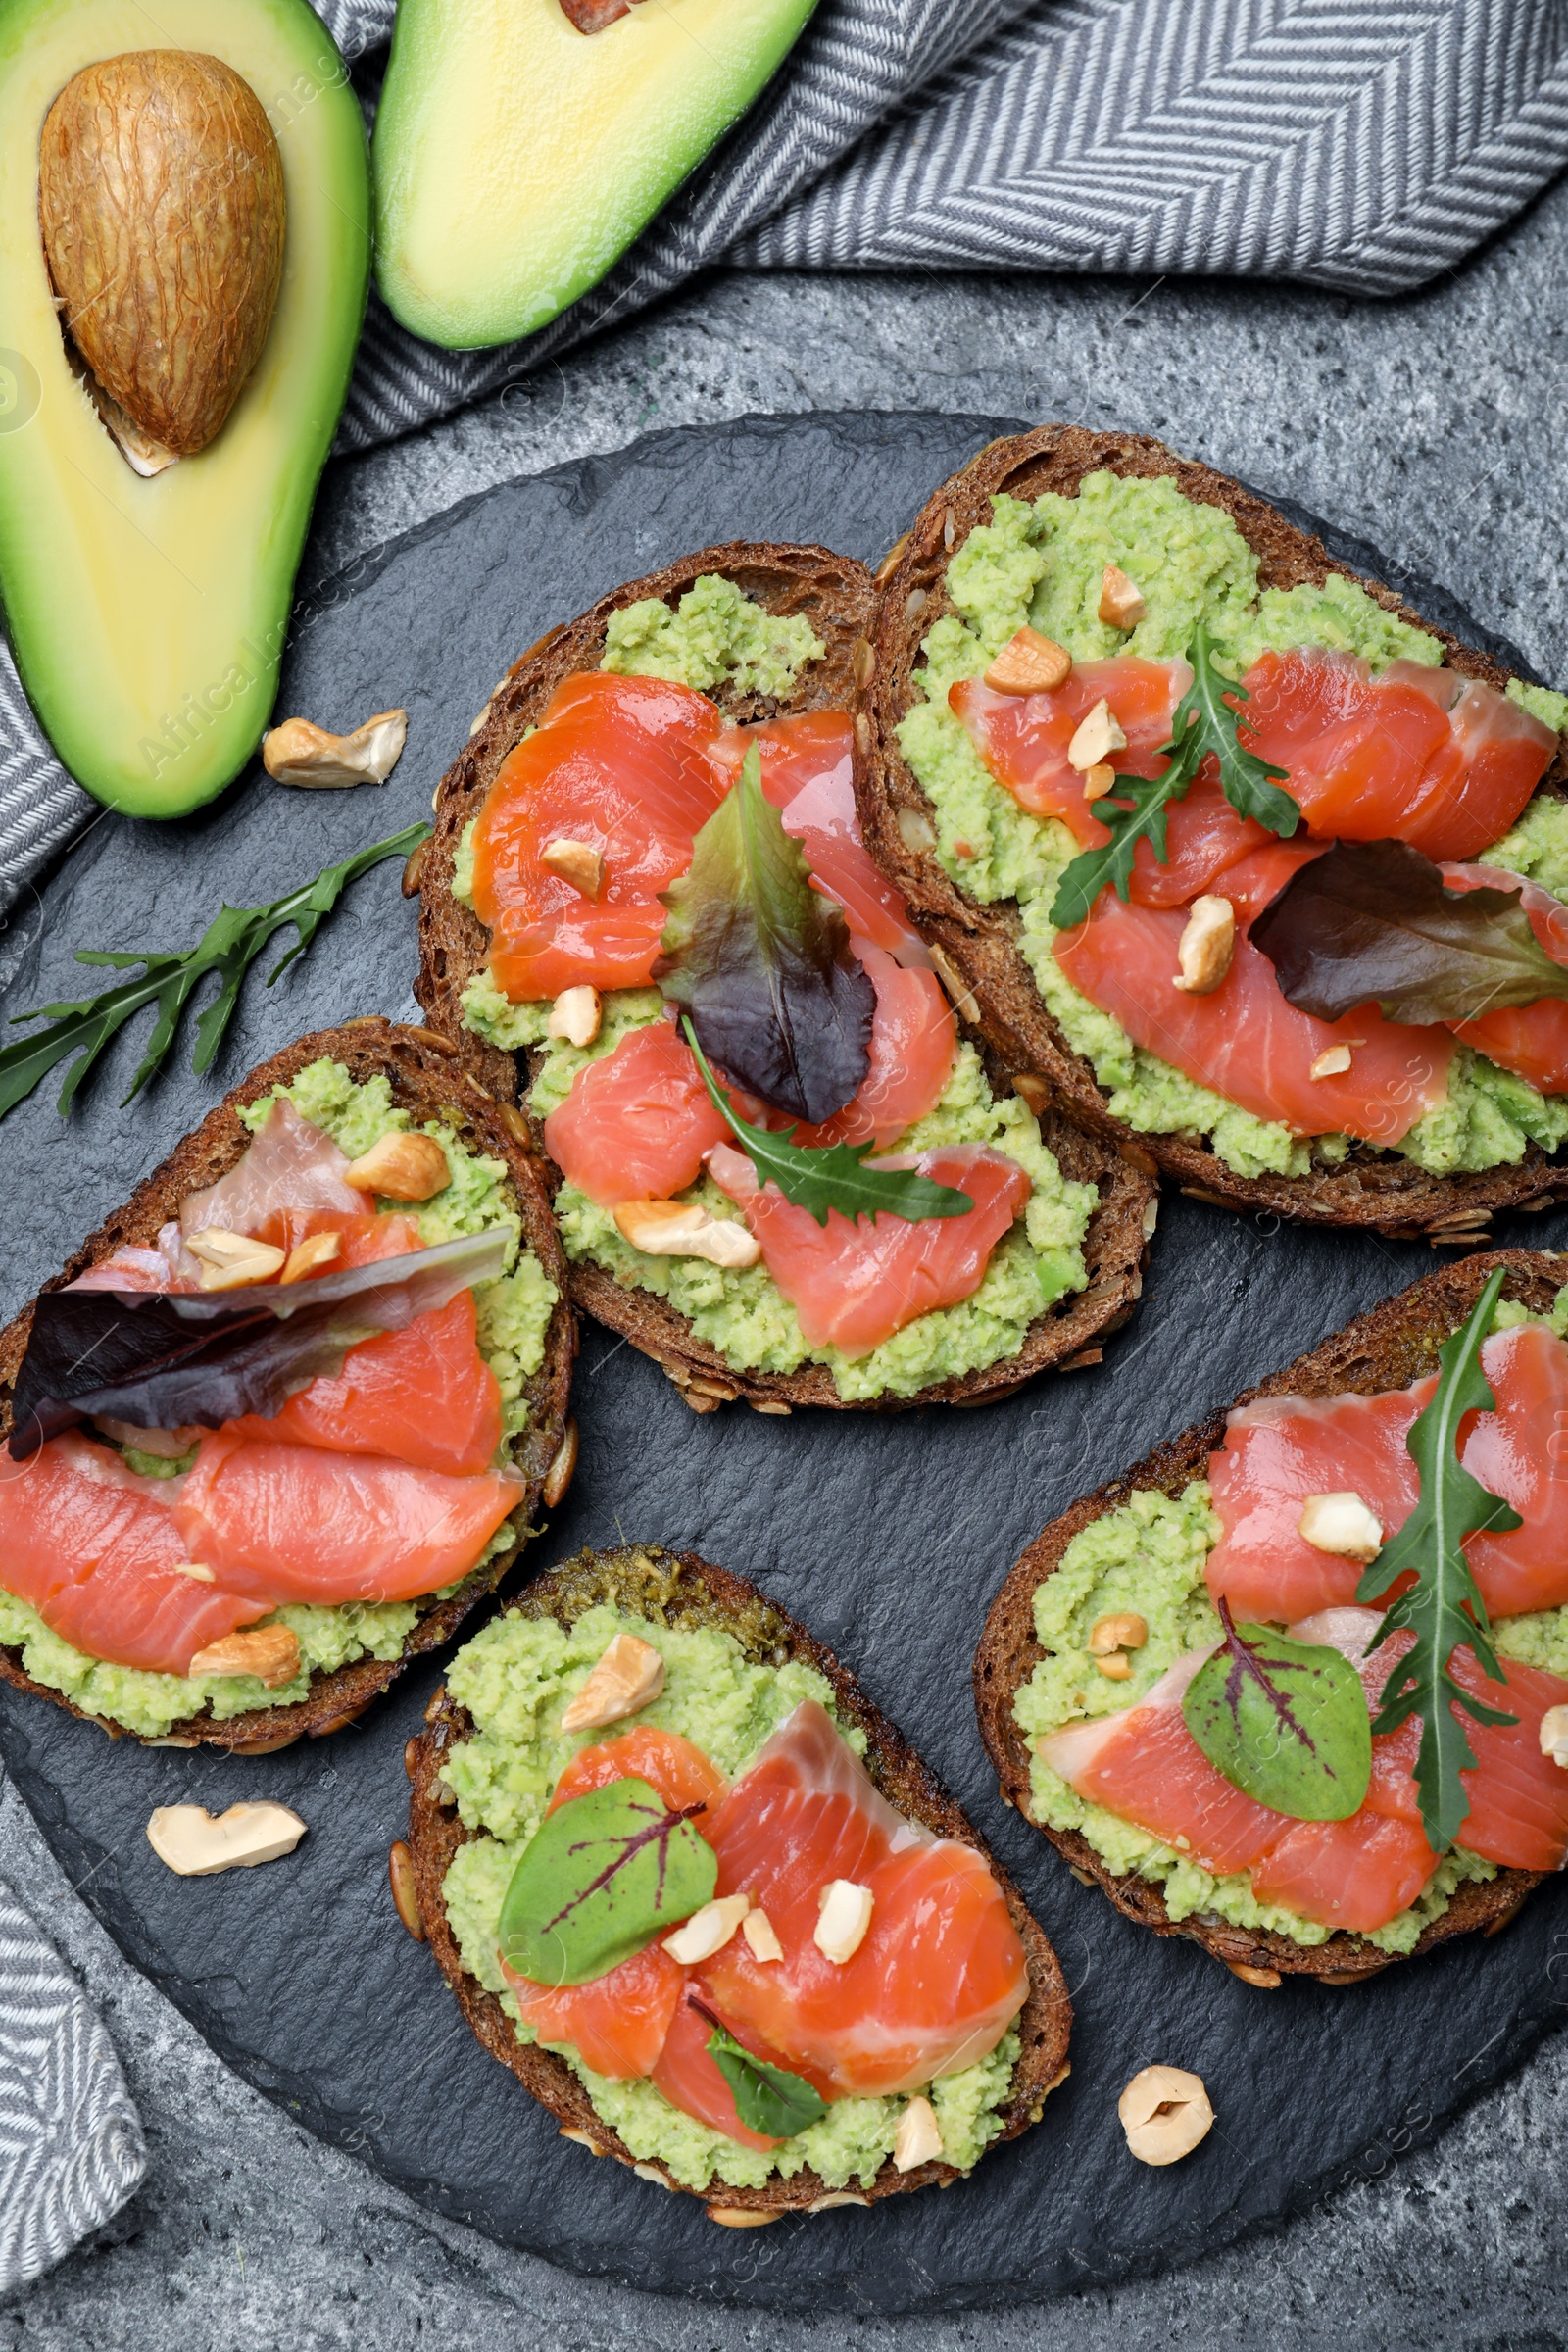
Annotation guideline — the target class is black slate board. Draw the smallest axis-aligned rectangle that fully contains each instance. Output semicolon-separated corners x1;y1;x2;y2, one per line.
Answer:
4;411;1568;2316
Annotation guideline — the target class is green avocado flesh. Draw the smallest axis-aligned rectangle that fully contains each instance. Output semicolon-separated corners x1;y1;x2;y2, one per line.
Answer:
370;0;816;348
898;472;1568;1181
440;1596;1019;2190
0;0;369;817
0;1060;559;1738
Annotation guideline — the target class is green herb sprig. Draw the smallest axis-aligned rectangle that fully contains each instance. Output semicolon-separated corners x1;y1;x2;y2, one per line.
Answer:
1356;1265;1521;1854
0;822;429;1123
684;1020;974;1229
1048;623;1296;930
689;1997;828;2137
1181;1598;1372;1821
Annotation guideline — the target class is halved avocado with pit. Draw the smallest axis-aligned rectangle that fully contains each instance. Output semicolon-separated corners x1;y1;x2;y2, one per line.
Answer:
0;0;369;819
371;0;817;351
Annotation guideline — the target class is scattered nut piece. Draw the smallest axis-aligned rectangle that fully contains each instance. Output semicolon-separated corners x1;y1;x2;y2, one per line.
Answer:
1118;2064;1214;2166
1298;1491;1384;1562
741;1907;784;1962
147;1801;306;1877
613;1199;761;1269
1089;1612;1149;1655
983;626;1072;696
176;1563;217;1584
1095;1651;1134;1680
389;1839;424;1939
1099;564;1148;628
548;985;601;1047
1541;1705;1568;1766
540;837;605;900
1082;761;1117;801
281;1230;343;1285
186;1228;286;1291
188;1625;302;1687
897;808;938;854
663;1893;751;1965
345;1131;449;1200
561;1632;666;1733
262;710;407;789
543;1420;579;1511
1067;698;1128;772
1173;896;1236;995
893;2094;943;2173
814;1879;874;1964
1309;1044;1353;1079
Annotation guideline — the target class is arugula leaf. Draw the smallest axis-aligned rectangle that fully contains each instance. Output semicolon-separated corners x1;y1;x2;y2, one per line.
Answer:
1356;1266;1521;1854
1182;1598;1371;1820
683;1021;974;1229
688;1996;828;2138
498;1778;717;1988
1048;623;1296;930
0;822;429;1124
656;744;874;1124
1250;838;1568;1025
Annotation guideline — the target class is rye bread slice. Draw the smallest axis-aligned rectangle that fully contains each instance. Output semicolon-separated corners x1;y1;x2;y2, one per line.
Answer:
405;1542;1071;2219
412;539;1156;1413
972;1248;1566;1985
855;424;1568;1240
0;1020;576;1753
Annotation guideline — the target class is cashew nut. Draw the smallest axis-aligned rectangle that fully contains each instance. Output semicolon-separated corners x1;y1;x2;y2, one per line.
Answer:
561;1633;665;1732
281;1230;343;1285
612;1199;760;1269
344;1131;450;1200
186;1227;285;1290
1067;698;1128;772
548;985;602;1047
187;1624;301;1687
262;710;407;788
662;1893;751;1964
1118;2065;1214;2165
1099;564;1148;628
1298;1491;1384;1562
893;2094;943;2172
1172;896;1236;994
147;1801;306;1876
1541;1703;1568;1766
540;838;605;900
983;626;1072;696
814;1880;873;1964
1309;1044;1353;1079
741;1907;783;1962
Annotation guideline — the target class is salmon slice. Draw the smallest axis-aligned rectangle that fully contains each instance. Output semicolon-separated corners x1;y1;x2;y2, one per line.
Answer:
547;1727;730;1822
181;1098;364;1238
1237;651;1555;860
694;1701;1029;2098
1054;888;1452;1143
1209;1322;1568;1624
0;1435;270;1675
1442;863;1568;1095
951;659;1192;842
471;672;731;1000
764;942;954;1151
543;1019;732;1208
503;1937;687;2081
650;1990;799;2147
174;1431;522;1603
1120;767;1273;907
1248;1813;1439;1933
708;1142;1031;1357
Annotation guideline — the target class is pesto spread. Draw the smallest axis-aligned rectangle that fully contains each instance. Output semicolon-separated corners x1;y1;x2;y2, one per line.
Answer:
0;1059;559;1738
896;472;1568;1180
440;1594;1019;2191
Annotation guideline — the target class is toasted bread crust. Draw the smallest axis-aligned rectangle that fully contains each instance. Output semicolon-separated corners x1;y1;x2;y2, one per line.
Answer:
0;1020;576;1751
856;425;1568;1238
407;1544;1072;2213
413;539;1156;1411
972;1248;1565;1983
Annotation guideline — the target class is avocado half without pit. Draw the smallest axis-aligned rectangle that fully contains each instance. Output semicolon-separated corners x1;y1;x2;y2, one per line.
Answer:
370;0;817;351
0;0;369;819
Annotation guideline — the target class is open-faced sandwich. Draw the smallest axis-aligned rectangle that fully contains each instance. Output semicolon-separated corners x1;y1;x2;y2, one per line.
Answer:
974;1250;1568;1984
0;1021;573;1750
414;543;1154;1412
857;426;1568;1236
405;1544;1070;2218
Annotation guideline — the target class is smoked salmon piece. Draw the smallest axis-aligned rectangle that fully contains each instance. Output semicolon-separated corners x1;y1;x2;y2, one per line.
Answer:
708;1143;1031;1357
472;673;731;1000
696;1701;1029;2098
768;942;954;1151
181;1098;364;1238
505;1938;687;2080
950;659;1191;842
650;1991;795;2148
543;1020;732;1208
1248;1813;1440;1934
0;1435;270;1675
547;1727;730;1822
1441;863;1568;1096
174;1431;522;1604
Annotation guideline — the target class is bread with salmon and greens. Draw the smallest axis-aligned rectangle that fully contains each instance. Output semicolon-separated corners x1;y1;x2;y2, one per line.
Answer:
855;425;1568;1239
404;1542;1071;2220
973;1249;1568;1985
0;1020;574;1752
414;542;1154;1414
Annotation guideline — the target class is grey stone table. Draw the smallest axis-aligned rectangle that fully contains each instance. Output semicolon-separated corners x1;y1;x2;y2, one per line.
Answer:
5;168;1568;2348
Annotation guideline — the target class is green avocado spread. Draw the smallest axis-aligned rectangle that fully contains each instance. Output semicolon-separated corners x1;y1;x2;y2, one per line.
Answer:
439;1592;1019;2191
457;576;1097;1399
0;1060;559;1739
895;471;1568;1181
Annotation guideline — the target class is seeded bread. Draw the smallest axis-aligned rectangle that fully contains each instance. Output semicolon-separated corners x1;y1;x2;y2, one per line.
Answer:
0;1020;576;1752
412;540;1156;1413
406;1543;1072;2217
855;424;1568;1239
972;1248;1564;1984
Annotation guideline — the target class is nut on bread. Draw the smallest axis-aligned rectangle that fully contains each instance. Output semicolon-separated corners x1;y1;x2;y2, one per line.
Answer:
0;1020;576;1752
408;1544;1072;2215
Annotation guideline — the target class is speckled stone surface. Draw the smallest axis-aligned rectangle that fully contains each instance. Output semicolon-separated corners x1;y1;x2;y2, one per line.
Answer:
5;166;1568;2344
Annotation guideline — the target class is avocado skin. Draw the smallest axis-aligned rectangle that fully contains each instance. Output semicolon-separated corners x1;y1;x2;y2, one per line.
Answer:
0;0;369;819
370;0;816;351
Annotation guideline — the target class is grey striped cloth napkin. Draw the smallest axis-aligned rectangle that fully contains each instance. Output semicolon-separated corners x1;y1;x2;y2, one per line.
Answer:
5;0;1568;909
0;1881;146;2298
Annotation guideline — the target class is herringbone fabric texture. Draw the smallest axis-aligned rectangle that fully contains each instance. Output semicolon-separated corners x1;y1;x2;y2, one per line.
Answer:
0;1882;146;2298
